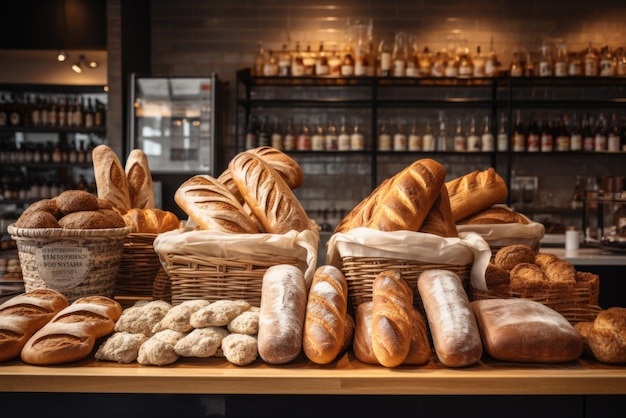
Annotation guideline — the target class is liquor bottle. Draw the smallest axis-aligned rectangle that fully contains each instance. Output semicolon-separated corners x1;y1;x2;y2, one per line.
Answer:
453;118;467;152
84;98;95;129
497;113;508;152
95;99;106;127
408;119;421;151
257;116;270;147
48;97;58;127
337;117;351;151
570;113;582;151
57;96;67;127
378;119;392;151
600;46;616;77
30;95;41;127
582;114;595;151
512;110;526;152
584;42;599;76
422;119;435;151
617;47;626;76
244;118;258;149
297;120;311;150
73;98;83;127
283;118;296;151
457;40;473;77
607;113;621;152
278;44;292;77
467;117;481;152
392;32;407;77
263;49;279;76
571;175;585;210
436;112;447;151
509;51;524;77
254;42;265;76
484;36;499;77
554;42;568;77
340;45;355;77
526;115;540;152
594;113;608;151
353;40;369;77
8;94;22;127
77;140;87;163
271;116;283;149
315;42;329;77
540;117;554;152
393;120;407;151
311;119;325;151
378;39;392;77
538;41;553;77
303;44;316;76
291;42;305;77
481;115;495;152
328;48;342;77
431;50;446;77
555;114;570;152
350;119;365;150
568;50;583;76
325;119;338;151
473;45;486;77
418;47;432;77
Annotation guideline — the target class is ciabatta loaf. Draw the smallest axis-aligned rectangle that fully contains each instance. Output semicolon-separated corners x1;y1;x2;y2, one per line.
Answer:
445;168;508;222
302;265;348;364
0;289;69;363
229;152;310;234
417;269;483;367
92;145;132;214
125;148;155;209
174;174;258;233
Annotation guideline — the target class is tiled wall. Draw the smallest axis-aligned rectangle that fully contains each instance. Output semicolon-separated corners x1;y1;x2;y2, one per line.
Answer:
111;0;626;229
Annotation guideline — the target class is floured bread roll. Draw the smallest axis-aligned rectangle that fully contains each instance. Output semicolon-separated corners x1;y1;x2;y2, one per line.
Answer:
137;337;179;366
95;332;148;364
190;300;251;328
174;327;230;358
152;299;211;333
114;300;172;337
221;333;258;366
227;309;260;335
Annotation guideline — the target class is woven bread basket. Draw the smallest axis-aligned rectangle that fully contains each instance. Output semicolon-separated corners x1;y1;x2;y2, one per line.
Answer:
115;233;167;298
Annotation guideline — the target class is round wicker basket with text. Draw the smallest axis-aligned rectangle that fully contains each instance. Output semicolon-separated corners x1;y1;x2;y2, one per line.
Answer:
8;224;130;303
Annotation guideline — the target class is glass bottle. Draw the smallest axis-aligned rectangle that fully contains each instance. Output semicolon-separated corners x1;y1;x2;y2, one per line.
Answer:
378;119;392;151
473;45;486;77
338;117;351;151
570;113;582;151
340;45;355;77
303;44;316;76
418;47;432;77
291;42;305;77
408;119;422;151
254;42;265;76
244;117;258;149
594;113;608;151
540;117;554;152
555;113;570;152
283;118;296;151
350;119;365;150
325;119;338;151
497;113;508;152
278;44;292;77
568;51;583;76
271;116;283;149
263;50;279;76
378;39;392;77
538;41;553;77
392;32;407;77
257;116;270;147
484;36;499;77
481;115;495;152
608;113;621;152
512;110;526;152
436;112;447;151
584;42;599;76
453;118;467;152
600;45;616;77
315;42;329;77
457;40;474;77
422;119;435;151
297;119;311;150
393;119;407;151
405;42;419;77
467;117;481;152
311;119;325;151
554;42;568;77
509;51;524;77
582;114;595;151
526;114;540;152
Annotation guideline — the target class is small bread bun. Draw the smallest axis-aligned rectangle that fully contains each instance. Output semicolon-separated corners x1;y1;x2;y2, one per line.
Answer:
56;190;99;214
494;244;536;271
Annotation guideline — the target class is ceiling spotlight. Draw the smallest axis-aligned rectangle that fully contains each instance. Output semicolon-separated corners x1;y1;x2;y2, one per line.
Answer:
71;55;85;73
88;59;99;69
57;50;69;62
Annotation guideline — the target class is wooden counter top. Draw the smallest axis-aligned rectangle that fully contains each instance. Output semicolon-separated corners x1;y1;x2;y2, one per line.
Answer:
2;353;626;396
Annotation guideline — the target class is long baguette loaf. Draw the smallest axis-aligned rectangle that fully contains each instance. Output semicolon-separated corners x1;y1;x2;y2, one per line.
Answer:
371;269;414;367
247;146;304;189
0;289;69;362
125;148;155;209
21;296;122;365
336;158;445;233
92;144;132;214
445;167;508;222
418;184;458;237
174;174;259;233
417;269;483;367
302;265;348;365
229;151;310;234
257;264;308;364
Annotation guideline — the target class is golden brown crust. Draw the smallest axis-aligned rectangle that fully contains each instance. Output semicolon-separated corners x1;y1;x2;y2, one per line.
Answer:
334;178;390;233
494;244;537;271
122;208;181;234
402;307;432;365
585;308;626;363
534;252;576;284
446;168;508;222
92;144;132;214
96;198;114;210
96;209;127;228
125;149;155;209
509;262;547;290
457;206;529;225
485;262;511;288
352;301;379;365
56;190;99;214
247;146;304;189
418;184;458;237
14;210;61;228
574;321;594;356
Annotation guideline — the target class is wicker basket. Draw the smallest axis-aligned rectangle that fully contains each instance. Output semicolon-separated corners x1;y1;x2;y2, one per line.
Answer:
8;224;130;302
471;277;601;324
342;255;471;313
115;233;166;298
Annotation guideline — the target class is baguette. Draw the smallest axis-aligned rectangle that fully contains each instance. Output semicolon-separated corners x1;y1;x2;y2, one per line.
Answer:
445;168;508;222
302;265;348;364
417;269;483;367
247;146;304;189
122;207;181;234
0;289;69;363
125;148;155;209
257;265;307;364
371;269;414;367
21;296;122;365
92;145;132;214
229;151;310;234
174;174;258;233
418;184;458;237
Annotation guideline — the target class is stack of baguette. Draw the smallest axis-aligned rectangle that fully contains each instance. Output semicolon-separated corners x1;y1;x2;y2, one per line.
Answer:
174;147;310;235
92;145;180;234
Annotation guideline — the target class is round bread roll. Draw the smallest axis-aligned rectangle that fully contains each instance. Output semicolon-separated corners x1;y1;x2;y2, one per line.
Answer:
59;210;125;229
584;307;626;364
494;244;536;271
509;262;547;290
56;190;99;214
19;198;63;219
14;210;61;229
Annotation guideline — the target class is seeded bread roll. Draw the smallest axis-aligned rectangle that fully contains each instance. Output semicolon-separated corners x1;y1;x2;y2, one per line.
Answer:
445;167;508;222
175;174;259;233
417;269;483;367
0;289;69;363
92;144;132;215
125;148;155;209
229;152;310;234
302;265;348;365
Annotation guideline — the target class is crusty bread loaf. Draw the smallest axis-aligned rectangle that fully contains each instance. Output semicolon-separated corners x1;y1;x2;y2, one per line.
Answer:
340;312;355;356
21;296;122;365
125;148;155;209
402;306;432;365
579;307;626;364
371;269;414;367
417;269;483;367
534;252;576;284
229;151;310;234
0;289;69;362
457;205;529;225
302;265;348;364
445;168;508;222
352;301;379;365
418;184;458;237
247;146;304;189
471;298;583;363
257;265;307;364
122;208;181;234
92;145;132;215
174;174;259;233
336;159;445;233
494;244;536;271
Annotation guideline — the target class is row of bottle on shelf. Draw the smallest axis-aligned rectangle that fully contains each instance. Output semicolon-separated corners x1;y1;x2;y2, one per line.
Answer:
0;172;95;202
0;137;100;165
253;31;626;79
0;92;107;129
243;110;626;153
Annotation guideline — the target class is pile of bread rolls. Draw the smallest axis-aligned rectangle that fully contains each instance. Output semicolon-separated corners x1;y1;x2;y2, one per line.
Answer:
173;147;310;235
92;145;180;234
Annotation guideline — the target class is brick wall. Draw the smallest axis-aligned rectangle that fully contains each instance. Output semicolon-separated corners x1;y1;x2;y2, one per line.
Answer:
115;0;626;229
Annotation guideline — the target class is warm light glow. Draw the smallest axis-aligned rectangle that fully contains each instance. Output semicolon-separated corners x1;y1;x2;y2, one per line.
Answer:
72;62;83;73
57;51;68;62
88;60;99;68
